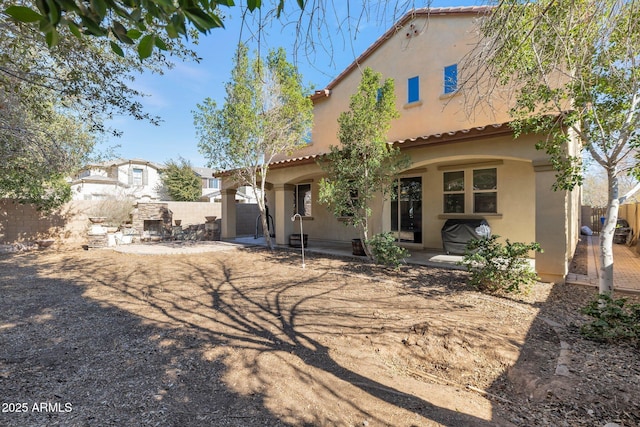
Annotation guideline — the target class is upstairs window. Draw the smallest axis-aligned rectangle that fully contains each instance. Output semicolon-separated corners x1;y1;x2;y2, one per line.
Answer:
408;76;420;103
132;168;144;186
208;178;220;189
302;128;312;145
444;64;458;94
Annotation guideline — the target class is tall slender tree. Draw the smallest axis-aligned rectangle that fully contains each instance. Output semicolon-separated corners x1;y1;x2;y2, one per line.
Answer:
464;0;640;295
318;67;408;258
194;44;313;249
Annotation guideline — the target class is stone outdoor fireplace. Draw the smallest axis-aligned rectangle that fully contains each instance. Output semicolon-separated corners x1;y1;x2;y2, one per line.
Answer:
131;202;172;239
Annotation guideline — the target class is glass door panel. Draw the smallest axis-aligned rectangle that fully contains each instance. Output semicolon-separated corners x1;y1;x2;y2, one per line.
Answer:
391;177;422;243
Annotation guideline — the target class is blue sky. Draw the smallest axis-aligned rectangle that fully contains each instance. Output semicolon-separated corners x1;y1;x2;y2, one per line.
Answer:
99;1;479;167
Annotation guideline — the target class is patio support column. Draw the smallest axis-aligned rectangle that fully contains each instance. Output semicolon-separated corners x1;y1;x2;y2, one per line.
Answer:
221;188;237;240
274;184;295;246
534;159;569;283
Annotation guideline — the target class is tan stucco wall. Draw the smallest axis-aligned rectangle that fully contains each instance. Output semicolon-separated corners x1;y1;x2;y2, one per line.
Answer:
219;10;581;282
0;199;96;246
265;135;540;249
165;202;221;227
282;12;513;163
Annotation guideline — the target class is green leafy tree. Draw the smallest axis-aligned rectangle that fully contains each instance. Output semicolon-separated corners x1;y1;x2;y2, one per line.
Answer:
194;43;313;249
161;158;202;201
318;67;409;258
2;1;432;60
466;0;640;295
1;2;194;210
1;0;306;58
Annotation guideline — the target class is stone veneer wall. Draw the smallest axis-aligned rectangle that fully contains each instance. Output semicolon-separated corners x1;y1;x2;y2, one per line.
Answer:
131;202;172;233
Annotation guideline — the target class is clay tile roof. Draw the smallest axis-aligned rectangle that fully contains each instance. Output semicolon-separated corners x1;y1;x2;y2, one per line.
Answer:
266;123;512;168
269;154;324;168
392;123;512;148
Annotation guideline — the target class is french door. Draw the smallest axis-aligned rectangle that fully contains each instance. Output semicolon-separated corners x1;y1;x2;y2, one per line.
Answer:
391;177;422;243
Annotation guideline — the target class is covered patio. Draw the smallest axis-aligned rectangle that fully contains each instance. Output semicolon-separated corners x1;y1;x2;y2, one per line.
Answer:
229;235;536;272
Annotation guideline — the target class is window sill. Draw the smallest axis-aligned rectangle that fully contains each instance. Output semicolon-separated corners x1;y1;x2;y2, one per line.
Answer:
403;100;423;109
438;213;502;220
439;91;460;100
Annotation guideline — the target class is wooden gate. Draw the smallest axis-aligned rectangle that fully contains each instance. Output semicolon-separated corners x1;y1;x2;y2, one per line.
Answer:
589;206;607;234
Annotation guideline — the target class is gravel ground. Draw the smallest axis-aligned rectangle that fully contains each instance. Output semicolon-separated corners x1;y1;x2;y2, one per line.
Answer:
0;240;638;426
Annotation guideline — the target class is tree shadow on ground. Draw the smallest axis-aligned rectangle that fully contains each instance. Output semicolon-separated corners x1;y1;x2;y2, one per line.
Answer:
0;249;515;426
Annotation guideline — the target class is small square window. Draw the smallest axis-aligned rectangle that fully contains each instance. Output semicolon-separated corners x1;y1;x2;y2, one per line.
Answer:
408;76;420;103
444;194;465;213
474;193;497;213
473;169;497;190
443;171;464;192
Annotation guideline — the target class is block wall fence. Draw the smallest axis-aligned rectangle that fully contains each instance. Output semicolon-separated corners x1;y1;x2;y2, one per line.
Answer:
583;202;640;256
0;198;260;247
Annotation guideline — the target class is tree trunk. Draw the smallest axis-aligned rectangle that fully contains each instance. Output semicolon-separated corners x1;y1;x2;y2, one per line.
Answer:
599;202;617;295
261;172;274;250
253;178;273;250
599;168;619;295
261;211;273;250
359;214;374;260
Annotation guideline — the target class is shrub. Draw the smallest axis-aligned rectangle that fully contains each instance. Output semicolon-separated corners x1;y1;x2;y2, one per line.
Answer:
92;197;135;227
366;232;410;269
580;293;640;344
461;235;542;294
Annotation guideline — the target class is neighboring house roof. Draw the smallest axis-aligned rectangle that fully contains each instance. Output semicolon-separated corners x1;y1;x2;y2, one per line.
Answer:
82;158;165;170
192;166;216;178
310;6;494;102
201;189;255;202
72;158;164;180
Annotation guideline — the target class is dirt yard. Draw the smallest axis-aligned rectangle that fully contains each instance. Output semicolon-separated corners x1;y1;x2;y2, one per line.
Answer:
1;241;639;427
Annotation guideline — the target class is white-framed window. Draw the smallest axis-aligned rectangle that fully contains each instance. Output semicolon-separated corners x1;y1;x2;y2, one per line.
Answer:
473;168;497;213
443;170;465;213
443;167;497;214
132;168;144;186
295;183;312;217
208;178;220;189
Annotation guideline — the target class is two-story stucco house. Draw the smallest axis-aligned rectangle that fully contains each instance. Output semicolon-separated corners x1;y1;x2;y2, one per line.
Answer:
218;6;581;283
70;158;164;201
